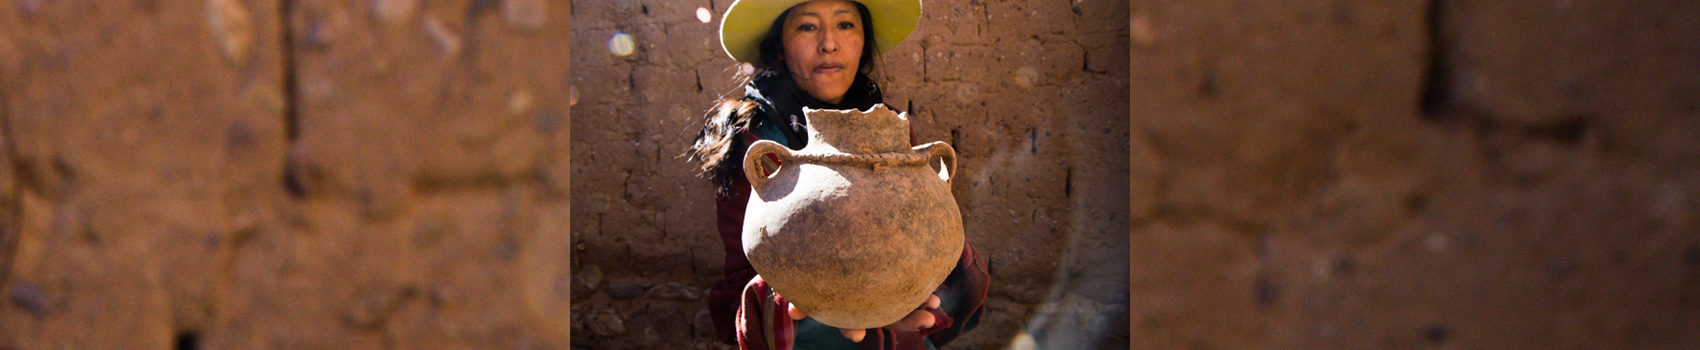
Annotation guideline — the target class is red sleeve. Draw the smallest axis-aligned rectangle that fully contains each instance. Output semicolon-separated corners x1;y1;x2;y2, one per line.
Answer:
709;132;763;345
923;241;990;346
736;276;795;350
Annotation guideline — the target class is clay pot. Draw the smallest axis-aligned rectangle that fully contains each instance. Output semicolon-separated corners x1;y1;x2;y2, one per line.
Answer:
741;104;964;329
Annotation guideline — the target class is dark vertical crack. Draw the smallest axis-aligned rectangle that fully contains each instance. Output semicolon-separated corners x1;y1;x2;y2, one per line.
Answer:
919;39;928;81
279;0;309;199
1028;128;1038;155
281;0;299;141
949;128;960;150
1064;166;1073;199
1081;40;1091;73
1419;0;1453;120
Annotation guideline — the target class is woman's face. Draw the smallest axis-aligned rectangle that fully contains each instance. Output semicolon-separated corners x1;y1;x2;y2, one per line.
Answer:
779;0;864;104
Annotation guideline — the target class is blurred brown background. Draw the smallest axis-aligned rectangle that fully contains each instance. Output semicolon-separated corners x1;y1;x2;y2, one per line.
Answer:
568;0;1130;349
1;0;572;348
1131;0;1700;349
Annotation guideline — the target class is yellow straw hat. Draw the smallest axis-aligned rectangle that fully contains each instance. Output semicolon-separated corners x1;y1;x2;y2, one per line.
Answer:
719;0;922;67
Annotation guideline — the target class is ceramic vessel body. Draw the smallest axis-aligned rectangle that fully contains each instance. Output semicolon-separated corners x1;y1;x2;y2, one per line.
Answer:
741;104;964;329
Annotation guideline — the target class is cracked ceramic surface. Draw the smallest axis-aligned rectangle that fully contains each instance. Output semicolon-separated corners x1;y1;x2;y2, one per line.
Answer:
741;104;964;329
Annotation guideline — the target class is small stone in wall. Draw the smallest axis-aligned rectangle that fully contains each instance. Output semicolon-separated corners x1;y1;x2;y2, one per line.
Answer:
588;308;628;336
606;282;646;299
648;282;701;301
576;265;603;288
1015;66;1040;88
694;309;715;338
570;308;584;333
624;306;686;346
588;193;610;214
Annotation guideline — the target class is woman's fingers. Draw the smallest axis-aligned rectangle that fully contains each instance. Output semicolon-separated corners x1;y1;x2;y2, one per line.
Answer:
787;303;806;321
914;309;936;329
806;293;943;342
839;328;866;342
791;303;862;342
883;309;935;331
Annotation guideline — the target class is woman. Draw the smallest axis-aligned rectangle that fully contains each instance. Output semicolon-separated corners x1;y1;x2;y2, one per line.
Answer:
685;0;990;349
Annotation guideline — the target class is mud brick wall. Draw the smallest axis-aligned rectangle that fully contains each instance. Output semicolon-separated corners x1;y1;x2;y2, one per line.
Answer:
0;0;572;348
568;0;1131;349
1131;0;1700;349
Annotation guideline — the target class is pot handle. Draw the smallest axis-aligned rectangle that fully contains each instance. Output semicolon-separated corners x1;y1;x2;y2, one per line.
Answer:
914;142;957;184
743;140;792;190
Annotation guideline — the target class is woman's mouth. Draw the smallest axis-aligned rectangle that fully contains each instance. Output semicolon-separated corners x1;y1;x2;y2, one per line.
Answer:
813;64;844;74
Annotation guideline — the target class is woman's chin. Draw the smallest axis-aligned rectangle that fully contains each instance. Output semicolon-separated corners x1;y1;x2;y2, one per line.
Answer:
803;87;851;104
805;93;844;104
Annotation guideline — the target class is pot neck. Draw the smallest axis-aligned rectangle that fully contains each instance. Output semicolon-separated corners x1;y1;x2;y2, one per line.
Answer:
803;104;910;155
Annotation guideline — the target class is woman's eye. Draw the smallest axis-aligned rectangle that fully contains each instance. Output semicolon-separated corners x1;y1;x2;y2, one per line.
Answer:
797;24;816;31
838;22;856;30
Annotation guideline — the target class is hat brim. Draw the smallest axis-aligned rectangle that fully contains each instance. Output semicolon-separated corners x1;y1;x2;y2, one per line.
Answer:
720;0;921;67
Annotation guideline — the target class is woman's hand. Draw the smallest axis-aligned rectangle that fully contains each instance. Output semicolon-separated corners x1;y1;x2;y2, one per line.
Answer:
782;290;943;342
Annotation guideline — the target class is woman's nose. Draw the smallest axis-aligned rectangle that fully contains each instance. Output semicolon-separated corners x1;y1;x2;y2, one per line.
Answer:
820;31;839;53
